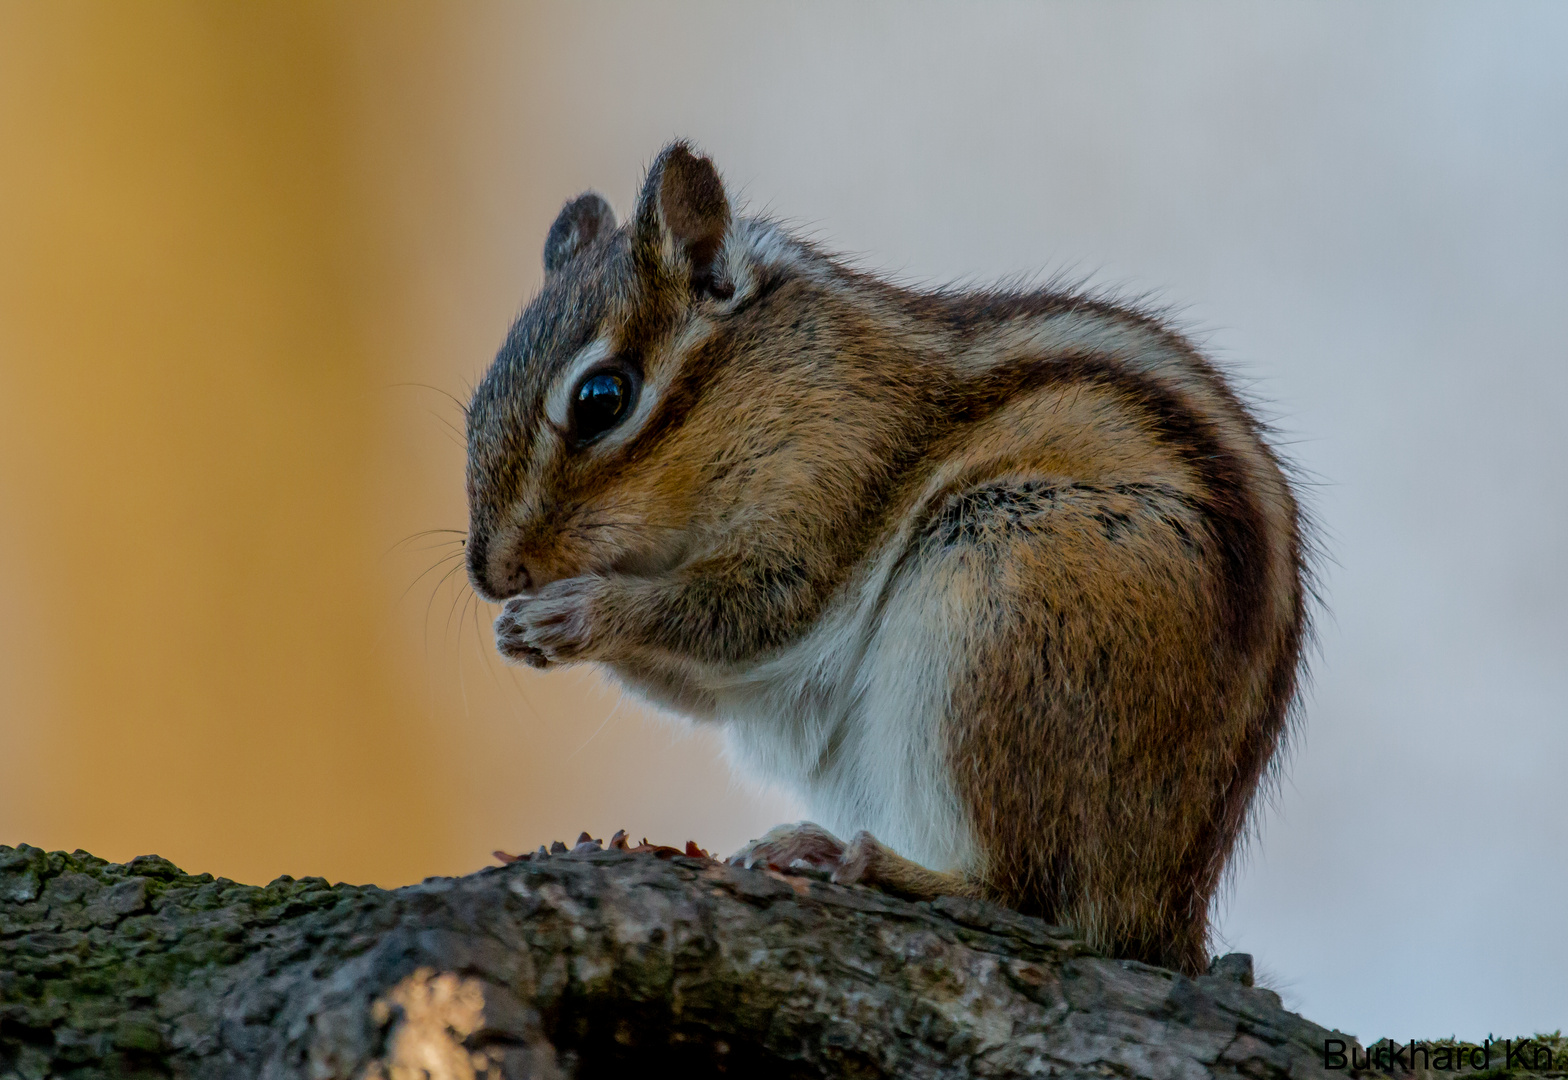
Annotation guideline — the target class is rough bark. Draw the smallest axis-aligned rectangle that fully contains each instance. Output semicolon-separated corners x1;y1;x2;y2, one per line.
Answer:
0;841;1375;1079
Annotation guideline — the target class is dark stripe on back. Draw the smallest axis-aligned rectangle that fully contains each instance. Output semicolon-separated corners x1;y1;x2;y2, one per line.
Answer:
928;351;1275;653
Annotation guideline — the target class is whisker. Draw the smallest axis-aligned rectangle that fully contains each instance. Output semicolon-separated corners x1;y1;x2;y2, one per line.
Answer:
441;563;473;643
393;538;467;559
440;579;467;651
397;550;465;612
429;409;466;448
400;539;468;558
473;592;549;730
387;381;471;420
471;590;516;700
385;528;467;558
427;560;467;640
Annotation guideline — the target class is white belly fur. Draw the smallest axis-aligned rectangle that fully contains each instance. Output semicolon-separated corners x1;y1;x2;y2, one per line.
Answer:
696;562;979;875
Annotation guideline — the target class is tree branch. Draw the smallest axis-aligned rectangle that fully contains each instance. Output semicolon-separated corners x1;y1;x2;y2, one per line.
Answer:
3;841;1366;1078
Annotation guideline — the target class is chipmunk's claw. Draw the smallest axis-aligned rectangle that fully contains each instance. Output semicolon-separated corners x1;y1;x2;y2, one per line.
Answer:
728;822;846;874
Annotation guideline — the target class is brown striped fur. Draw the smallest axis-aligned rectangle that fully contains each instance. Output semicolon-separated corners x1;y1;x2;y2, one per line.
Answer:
465;142;1308;975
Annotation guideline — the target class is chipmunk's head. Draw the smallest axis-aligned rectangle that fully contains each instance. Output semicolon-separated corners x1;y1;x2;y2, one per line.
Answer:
465;141;751;602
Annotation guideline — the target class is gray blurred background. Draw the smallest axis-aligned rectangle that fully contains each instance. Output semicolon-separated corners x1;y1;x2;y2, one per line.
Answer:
395;3;1567;1037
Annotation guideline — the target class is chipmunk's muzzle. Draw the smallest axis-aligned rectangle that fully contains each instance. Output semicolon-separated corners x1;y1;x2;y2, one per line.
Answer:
466;529;532;602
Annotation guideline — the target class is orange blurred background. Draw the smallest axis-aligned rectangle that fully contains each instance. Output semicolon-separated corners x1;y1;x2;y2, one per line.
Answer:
0;4;794;888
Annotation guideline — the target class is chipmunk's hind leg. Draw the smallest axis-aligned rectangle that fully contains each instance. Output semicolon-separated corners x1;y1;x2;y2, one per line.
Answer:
925;477;1226;975
836;830;984;900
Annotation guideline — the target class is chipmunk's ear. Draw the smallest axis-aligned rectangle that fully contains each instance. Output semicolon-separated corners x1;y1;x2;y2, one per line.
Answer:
634;141;732;299
544;192;617;275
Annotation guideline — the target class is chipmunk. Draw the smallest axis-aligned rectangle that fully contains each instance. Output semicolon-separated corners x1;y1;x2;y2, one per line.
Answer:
464;142;1308;975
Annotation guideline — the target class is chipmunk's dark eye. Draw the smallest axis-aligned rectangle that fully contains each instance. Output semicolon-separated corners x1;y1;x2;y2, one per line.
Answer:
570;367;636;446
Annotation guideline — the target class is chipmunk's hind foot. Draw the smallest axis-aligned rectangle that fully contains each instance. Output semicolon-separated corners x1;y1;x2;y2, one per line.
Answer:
728;821;846;874
729;823;979;902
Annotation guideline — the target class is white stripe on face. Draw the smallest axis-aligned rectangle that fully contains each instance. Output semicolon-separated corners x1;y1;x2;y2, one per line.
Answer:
543;315;718;465
544;333;657;458
545;336;615;432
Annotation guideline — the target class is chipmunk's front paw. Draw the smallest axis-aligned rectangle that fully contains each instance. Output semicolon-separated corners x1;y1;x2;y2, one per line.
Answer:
493;576;607;667
728;822;848;876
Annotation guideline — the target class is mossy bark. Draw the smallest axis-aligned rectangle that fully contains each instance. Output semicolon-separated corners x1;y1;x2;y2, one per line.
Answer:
0;842;1421;1078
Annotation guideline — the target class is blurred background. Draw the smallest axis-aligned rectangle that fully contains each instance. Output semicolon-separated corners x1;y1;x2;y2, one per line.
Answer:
2;0;1564;1044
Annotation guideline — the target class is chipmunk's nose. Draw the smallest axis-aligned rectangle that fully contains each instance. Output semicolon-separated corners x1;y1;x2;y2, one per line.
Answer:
466;532;532;602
